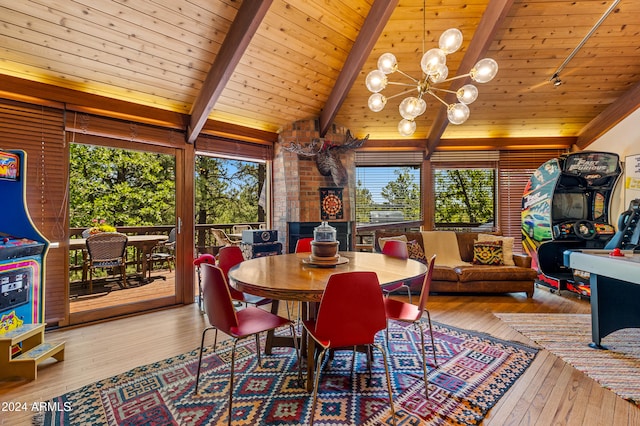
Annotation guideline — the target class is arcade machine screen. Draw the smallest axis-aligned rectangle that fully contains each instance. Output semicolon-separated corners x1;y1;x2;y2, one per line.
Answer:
522;151;621;297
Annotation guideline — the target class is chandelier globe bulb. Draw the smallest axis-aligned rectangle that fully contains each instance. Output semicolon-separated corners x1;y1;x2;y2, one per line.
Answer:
398;119;416;136
365;69;388;93
368;93;387;112
439;28;463;54
456;84;478;104
377;53;398;74
447;103;470;125
399;97;423;120
420;48;446;76
429;63;449;84
470;58;498;84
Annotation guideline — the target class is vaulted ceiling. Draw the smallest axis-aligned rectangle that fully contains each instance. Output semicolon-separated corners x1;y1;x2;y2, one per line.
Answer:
1;0;638;153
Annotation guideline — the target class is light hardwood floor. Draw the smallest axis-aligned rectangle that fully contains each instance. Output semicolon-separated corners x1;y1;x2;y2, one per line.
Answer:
1;287;639;425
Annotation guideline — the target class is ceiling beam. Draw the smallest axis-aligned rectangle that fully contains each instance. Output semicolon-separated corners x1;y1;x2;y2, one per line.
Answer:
187;0;273;144
426;0;516;158
318;0;399;138
575;80;640;149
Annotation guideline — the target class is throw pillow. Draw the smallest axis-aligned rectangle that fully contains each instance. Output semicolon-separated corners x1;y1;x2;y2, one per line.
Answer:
473;240;504;265
407;240;427;262
378;235;408;250
477;234;515;266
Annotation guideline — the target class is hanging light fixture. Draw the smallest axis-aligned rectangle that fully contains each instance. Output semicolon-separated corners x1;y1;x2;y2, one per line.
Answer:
365;1;498;136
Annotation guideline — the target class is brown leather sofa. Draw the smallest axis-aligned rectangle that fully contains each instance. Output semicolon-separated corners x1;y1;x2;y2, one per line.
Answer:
374;230;537;298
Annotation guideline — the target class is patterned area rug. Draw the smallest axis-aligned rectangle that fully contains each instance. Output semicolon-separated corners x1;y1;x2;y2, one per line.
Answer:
495;313;640;406
35;320;537;425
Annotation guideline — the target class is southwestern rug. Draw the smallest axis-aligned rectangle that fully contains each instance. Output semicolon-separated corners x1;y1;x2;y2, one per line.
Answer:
496;313;640;406
35;320;537;425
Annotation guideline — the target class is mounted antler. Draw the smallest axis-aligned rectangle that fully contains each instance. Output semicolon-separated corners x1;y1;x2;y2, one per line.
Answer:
282;130;368;186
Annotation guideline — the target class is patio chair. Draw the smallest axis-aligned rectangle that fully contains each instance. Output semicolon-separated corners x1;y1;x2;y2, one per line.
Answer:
381;239;413;303
147;228;176;279
231;224;252;235
211;228;241;247
194;263;301;426
303;271;395;426
85;232;128;294
384;254;438;400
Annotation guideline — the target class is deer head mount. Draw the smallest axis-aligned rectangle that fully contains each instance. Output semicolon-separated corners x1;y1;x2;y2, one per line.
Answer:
282;130;368;186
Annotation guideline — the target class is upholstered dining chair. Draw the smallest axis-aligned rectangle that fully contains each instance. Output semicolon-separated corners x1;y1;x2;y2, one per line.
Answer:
84;232;128;294
294;237;313;253
194;263;302;426
217;246;272;308
381;239;413;303
384;254;438;400
303;271;396;426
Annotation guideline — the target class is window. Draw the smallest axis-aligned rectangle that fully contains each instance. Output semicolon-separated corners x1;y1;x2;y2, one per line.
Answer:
355;165;421;224
433;168;496;229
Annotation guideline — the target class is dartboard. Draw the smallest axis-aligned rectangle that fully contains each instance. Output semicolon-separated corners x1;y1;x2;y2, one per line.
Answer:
322;194;342;216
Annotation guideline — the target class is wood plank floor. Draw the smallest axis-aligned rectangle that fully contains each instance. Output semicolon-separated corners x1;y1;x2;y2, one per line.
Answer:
2;287;640;425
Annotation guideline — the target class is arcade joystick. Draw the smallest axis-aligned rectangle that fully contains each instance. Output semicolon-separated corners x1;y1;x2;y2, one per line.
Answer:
609;247;624;257
2;237;8;244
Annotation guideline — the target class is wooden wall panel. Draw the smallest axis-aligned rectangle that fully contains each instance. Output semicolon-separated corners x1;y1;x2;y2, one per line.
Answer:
0;99;68;325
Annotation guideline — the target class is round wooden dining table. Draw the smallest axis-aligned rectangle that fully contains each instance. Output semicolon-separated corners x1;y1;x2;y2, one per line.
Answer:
228;251;427;391
228;251;427;303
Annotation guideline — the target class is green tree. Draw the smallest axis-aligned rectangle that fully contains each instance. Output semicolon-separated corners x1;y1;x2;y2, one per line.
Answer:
434;169;494;224
69;144;175;227
380;167;421;220
355;179;374;223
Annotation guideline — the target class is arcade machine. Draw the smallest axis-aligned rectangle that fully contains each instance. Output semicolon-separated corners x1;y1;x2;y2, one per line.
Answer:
522;151;621;297
0;150;49;334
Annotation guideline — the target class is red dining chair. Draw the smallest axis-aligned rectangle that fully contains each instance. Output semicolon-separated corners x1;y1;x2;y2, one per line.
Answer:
381;239;413;303
303;271;396;426
218;245;272;308
384;254;438;400
194;263;302;425
193;253;216;312
294;237;313;253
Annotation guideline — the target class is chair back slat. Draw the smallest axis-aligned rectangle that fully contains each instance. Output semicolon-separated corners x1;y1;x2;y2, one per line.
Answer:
201;263;239;333
294;237;313;253
381;239;409;259
315;271;386;347
416;255;436;312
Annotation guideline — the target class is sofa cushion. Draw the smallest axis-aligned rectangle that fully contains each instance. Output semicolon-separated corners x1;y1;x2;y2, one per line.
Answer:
454;265;538;282
472;240;504;265
432;266;460;282
477;233;515;266
407;240;426;262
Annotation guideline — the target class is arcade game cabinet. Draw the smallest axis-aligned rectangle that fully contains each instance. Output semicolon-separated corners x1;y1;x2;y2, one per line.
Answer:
0;150;49;333
522;151;621;297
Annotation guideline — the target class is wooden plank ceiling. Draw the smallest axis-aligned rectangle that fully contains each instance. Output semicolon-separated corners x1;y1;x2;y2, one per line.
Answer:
0;0;638;152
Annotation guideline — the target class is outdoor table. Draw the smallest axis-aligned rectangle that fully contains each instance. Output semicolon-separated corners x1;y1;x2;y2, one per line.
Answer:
69;234;168;283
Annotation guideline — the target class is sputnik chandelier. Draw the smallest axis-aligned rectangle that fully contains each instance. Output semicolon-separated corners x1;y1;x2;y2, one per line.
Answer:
365;3;498;137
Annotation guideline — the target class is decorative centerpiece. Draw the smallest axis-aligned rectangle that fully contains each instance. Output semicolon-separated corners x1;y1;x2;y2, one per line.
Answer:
310;221;340;262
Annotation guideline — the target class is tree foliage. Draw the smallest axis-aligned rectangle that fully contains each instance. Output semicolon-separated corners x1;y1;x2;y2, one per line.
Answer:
194;155;262;224
69;144;175;227
434;169;495;224
355;166;421;223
